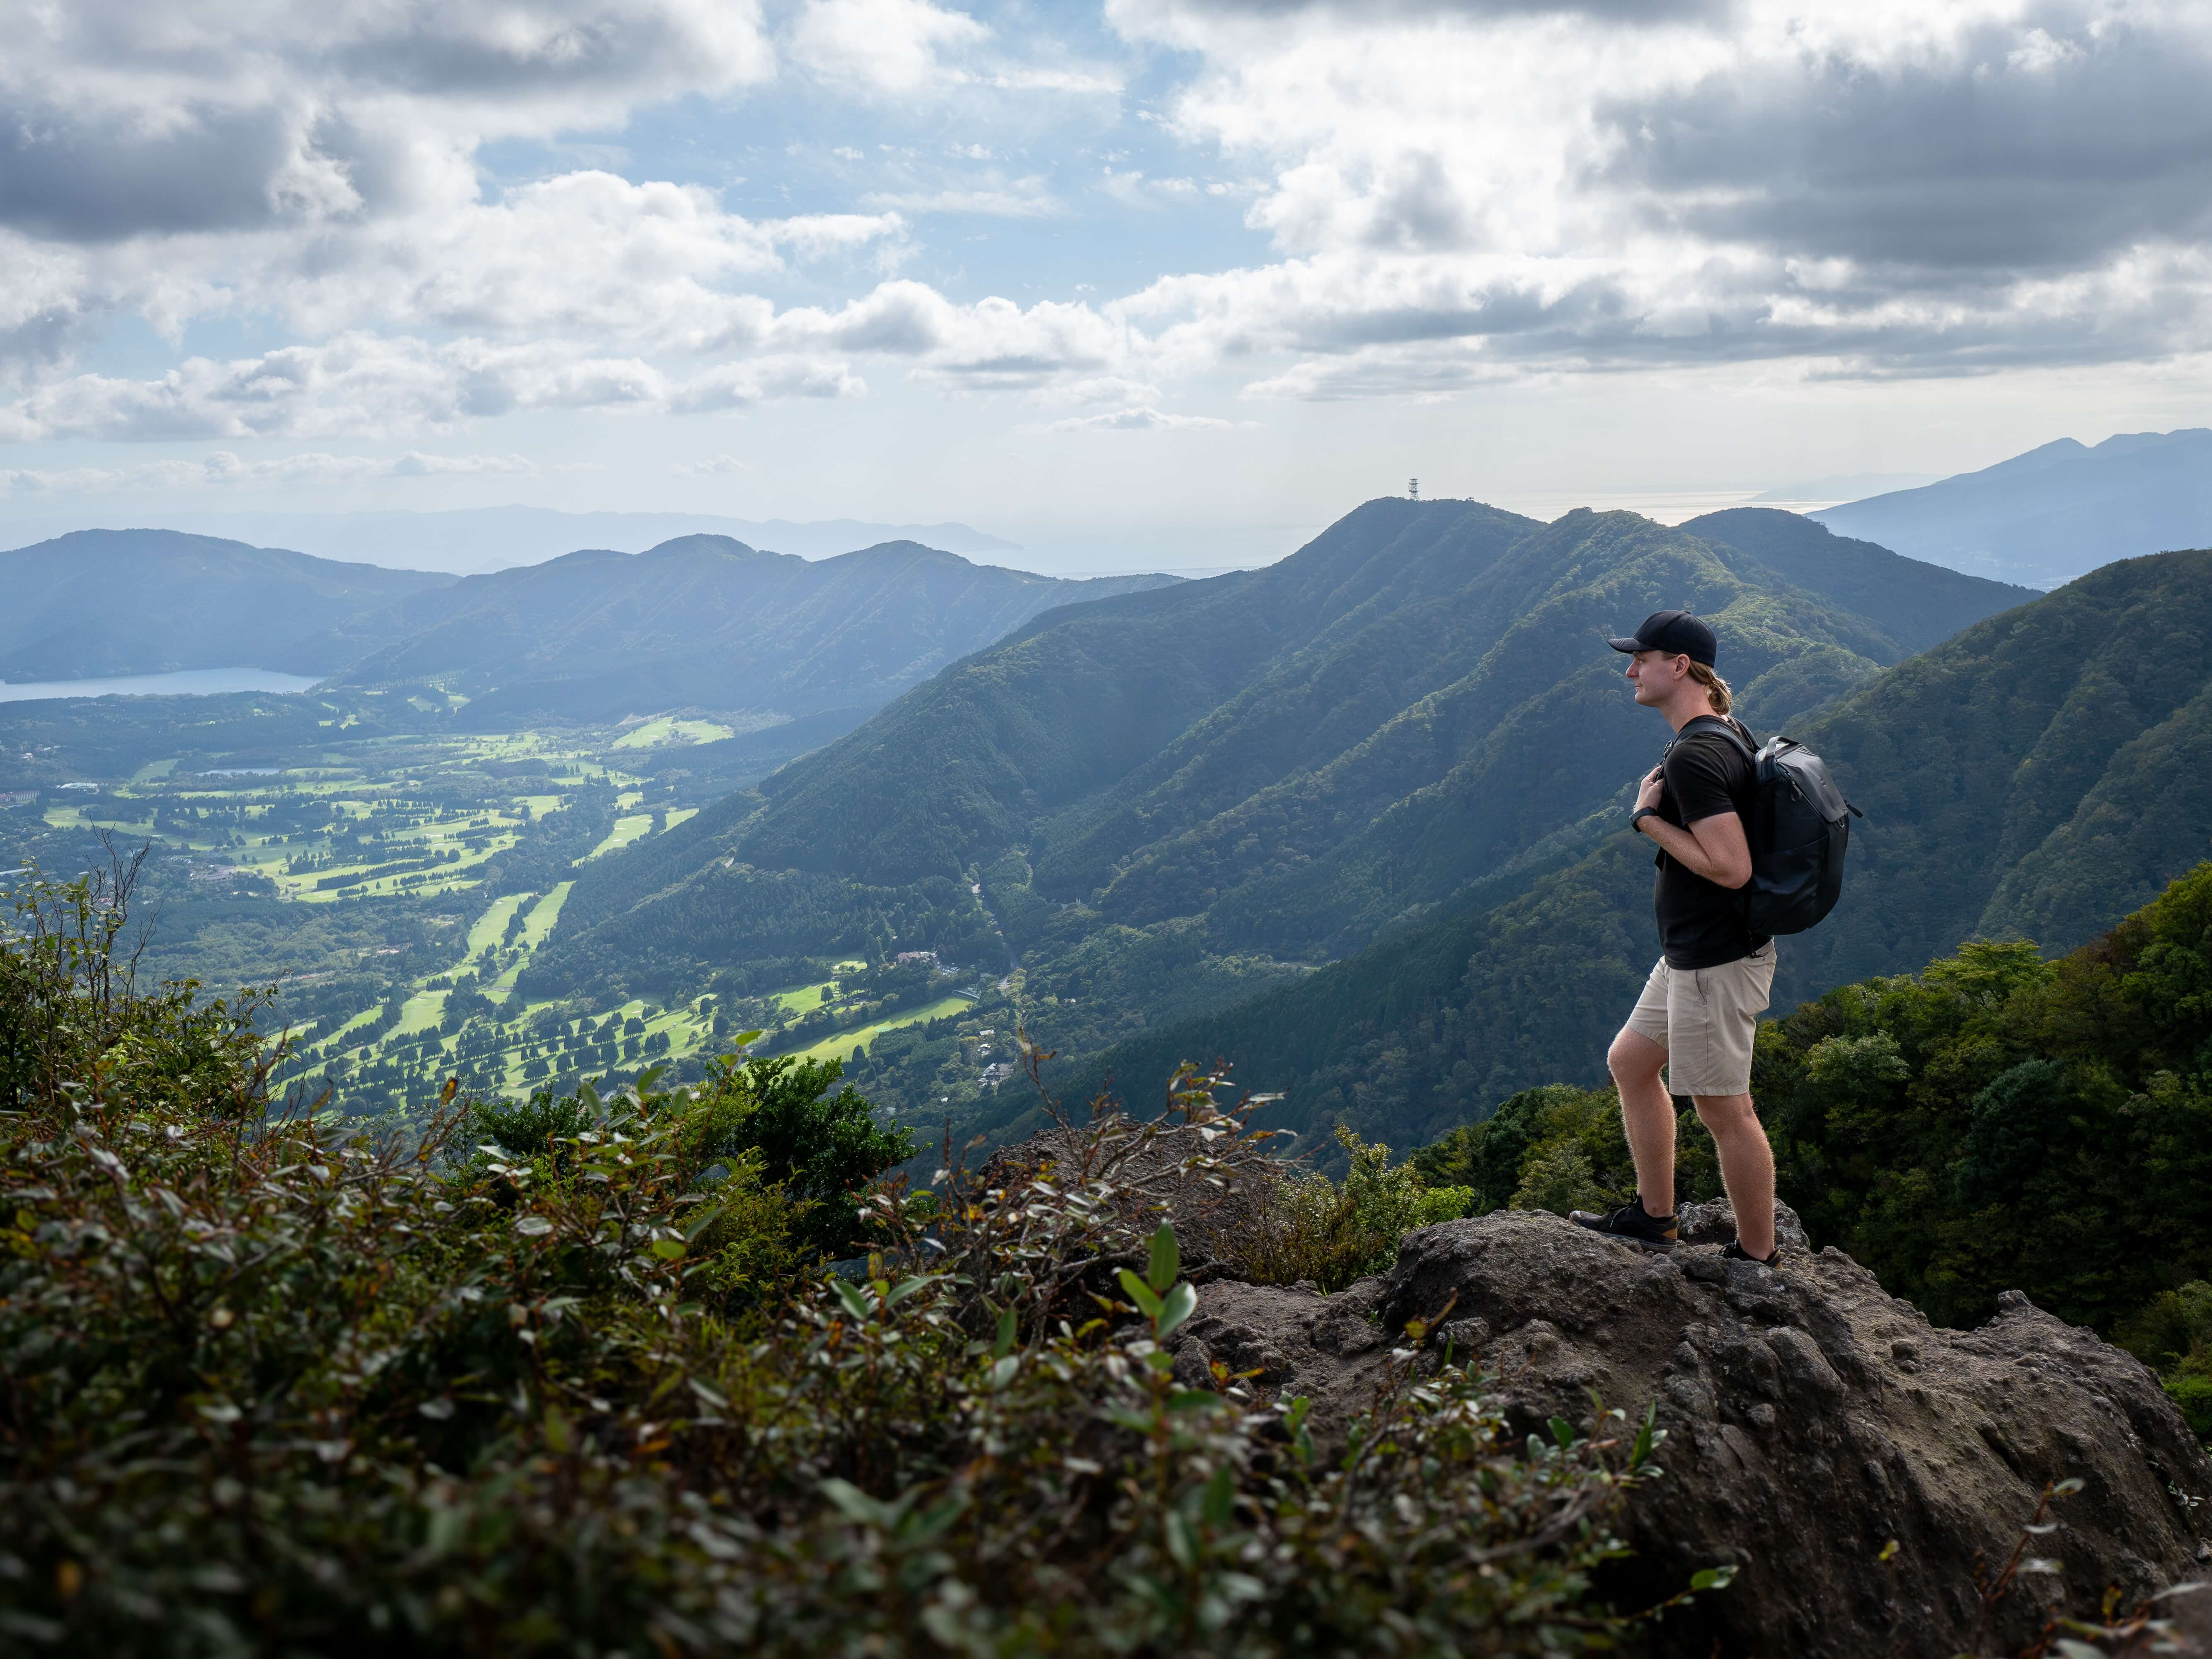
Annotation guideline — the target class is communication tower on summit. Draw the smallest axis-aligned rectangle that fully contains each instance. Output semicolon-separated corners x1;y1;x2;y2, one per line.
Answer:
1408;478;1420;500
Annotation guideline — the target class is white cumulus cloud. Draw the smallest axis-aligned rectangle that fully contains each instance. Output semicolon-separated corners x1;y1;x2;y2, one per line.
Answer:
789;0;988;95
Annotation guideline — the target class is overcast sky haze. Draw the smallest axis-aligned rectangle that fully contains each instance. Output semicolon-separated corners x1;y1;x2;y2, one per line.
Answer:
4;0;2211;565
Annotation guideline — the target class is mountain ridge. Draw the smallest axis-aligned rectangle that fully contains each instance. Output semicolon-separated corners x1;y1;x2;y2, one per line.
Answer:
1058;542;2212;1158
325;533;1181;724
0;506;1023;575
1813;426;2212;588
516;500;2033;1156
0;528;455;682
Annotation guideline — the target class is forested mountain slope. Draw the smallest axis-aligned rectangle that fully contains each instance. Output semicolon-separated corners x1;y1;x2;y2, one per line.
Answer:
1070;545;2212;1159
331;535;1175;724
724;499;2007;938
0;529;453;681
1679;508;2039;655
523;496;2029;1149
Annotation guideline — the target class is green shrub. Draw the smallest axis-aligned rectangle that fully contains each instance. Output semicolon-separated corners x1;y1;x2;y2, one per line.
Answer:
1509;1142;1607;1218
467;1088;596;1155
0;877;1730;1653
1414;1085;1720;1219
677;1051;912;1257
1231;1128;1473;1291
0;853;270;1119
2118;1281;2212;1443
2168;1375;2212;1441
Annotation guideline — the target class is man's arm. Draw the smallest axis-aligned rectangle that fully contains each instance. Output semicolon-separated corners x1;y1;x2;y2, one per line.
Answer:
1632;765;1754;888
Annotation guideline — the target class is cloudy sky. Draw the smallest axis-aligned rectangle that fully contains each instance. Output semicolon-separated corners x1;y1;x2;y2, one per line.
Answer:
4;0;2211;564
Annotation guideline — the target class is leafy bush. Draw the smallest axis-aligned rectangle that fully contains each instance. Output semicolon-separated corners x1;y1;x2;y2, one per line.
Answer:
1411;1085;1721;1218
1230;1128;1472;1291
2118;1282;2212;1439
676;1051;912;1257
0;851;270;1118
0;872;1720;1654
1751;876;2212;1336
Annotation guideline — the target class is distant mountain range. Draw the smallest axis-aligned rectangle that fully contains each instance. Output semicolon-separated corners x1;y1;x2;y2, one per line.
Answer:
326;535;1179;724
0;506;1021;576
0;528;1175;728
517;501;2034;1159
1815;427;2212;588
0;530;449;683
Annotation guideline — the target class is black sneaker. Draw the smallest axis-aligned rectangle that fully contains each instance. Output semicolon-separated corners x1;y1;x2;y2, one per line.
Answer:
1570;1199;1678;1253
1723;1240;1781;1268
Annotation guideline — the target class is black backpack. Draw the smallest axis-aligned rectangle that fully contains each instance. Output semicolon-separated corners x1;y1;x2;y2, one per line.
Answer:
1686;717;1861;936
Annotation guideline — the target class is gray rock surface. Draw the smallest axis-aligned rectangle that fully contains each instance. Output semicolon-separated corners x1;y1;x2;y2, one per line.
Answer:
1170;1208;2212;1658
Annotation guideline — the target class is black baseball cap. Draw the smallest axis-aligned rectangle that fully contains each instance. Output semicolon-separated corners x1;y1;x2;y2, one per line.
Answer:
1608;609;1717;667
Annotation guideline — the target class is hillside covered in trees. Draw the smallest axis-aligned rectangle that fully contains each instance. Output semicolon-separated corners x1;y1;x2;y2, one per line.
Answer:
1072;544;2212;1159
518;499;2031;1152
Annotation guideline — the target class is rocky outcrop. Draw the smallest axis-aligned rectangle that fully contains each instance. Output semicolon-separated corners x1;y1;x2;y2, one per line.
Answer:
1168;1206;2212;1658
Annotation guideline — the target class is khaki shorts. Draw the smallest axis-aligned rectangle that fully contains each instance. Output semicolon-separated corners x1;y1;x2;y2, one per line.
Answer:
1623;942;1776;1097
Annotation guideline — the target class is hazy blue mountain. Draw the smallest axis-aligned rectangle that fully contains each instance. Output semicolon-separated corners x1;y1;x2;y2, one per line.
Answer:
0;529;453;683
1063;544;2212;1158
0;506;1022;576
329;535;1180;724
1813;427;2212;588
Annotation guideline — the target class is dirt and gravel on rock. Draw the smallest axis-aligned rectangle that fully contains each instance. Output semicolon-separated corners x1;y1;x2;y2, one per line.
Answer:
1166;1204;2212;1659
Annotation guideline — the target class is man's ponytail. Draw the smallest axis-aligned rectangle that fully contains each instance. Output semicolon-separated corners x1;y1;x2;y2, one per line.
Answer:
1688;661;1732;714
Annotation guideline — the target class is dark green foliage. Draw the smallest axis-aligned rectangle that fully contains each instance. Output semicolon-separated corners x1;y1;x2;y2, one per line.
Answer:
680;1053;913;1255
466;1088;597;1155
0;854;270;1116
1414;1087;1601;1214
1226;1128;1474;1292
1750;865;2212;1333
2118;1284;2212;1438
0;896;1698;1655
1408;1086;1721;1219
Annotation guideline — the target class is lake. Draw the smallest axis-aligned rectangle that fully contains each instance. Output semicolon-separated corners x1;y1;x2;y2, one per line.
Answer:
0;667;323;703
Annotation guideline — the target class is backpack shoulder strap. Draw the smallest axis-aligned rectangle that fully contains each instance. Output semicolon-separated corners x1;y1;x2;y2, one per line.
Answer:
1677;714;1756;759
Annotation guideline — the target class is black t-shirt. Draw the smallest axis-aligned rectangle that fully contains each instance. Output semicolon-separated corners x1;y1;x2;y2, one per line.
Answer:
1652;716;1768;970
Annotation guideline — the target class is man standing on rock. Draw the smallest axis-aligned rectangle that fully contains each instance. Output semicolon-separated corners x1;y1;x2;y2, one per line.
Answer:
1571;610;1782;1267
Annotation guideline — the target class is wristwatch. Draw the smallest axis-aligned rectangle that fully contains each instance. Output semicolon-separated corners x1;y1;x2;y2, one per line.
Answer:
1630;807;1662;831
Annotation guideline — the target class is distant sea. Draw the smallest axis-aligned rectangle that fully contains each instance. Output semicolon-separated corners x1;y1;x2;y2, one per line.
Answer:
0;668;322;703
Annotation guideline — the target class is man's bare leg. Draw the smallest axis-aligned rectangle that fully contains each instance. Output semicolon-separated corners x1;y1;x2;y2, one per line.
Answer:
1606;1028;1677;1216
1693;1093;1776;1259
